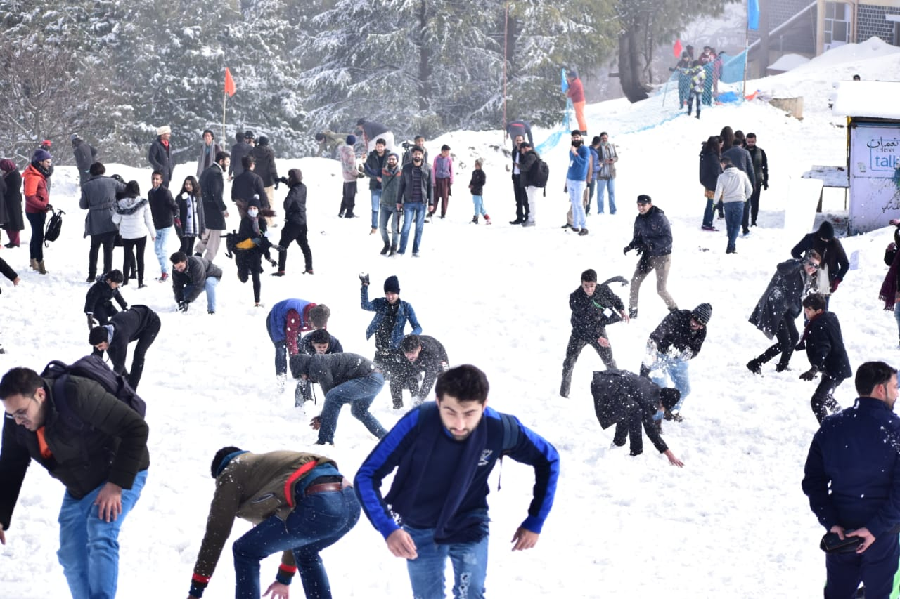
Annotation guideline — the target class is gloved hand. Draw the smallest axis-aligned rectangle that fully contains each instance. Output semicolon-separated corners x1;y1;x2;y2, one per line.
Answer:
177;301;189;312
310;416;322;431
635;246;644;255
274;181;280;190
623;245;632;255
799;367;818;381
86;313;99;329
830;278;841;293
359;272;370;286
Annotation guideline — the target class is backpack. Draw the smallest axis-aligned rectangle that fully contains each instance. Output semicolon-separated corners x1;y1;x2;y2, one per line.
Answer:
530;157;550;189
44;206;64;246
224;230;238;259
41;354;146;431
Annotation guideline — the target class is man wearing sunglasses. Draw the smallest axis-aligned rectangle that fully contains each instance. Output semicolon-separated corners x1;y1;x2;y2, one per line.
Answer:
748;251;821;374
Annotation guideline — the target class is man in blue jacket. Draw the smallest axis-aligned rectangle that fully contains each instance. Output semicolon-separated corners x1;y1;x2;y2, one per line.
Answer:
802;361;900;598
566;130;590;236
361;274;422;377
354;364;560;599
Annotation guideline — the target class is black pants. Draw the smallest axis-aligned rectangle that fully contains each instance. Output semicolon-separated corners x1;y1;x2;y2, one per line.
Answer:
88;231;117;279
26;211;45;261
749;183;762;226
811;375;844;423
127;312;161;390
180;236;196;255
512;174;528;221
278;222;312;272
613;411;646;455
340;181;357;217
389;361;425;408
756;316;799;368
560;332;617;397
122;237;147;285
687;91;701;117
373;347;404;381
94;301;118;326
238;266;262;303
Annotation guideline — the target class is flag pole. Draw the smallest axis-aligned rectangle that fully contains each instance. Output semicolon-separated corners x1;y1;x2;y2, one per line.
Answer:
502;0;509;142
222;91;227;143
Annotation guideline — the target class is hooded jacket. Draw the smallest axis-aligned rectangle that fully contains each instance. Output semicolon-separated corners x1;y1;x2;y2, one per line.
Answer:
790;222;849;286
84;275;127;315
250;144;278;187
282;182;307;227
112;195;156;240
699;150;722;191
649;309;707;359
23;163;50;214
714;165;753;203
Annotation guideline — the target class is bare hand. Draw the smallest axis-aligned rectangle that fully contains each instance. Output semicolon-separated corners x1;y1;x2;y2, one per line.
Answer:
664;450;684;468
263;581;290;599
829;525;845;539
847;527;876;553
620;311;630;323
310;416;322;431
0;523;6;544
597;337;610;348
376;177;382;183
224;211;230;218
396;204;402;212
94;482;123;522
386;529;418;559
510;527;539;551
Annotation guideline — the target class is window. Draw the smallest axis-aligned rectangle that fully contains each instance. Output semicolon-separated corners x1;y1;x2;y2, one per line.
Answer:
824;2;851;50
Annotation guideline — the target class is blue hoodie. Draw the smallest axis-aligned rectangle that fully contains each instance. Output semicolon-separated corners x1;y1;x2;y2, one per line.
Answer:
566;144;590;181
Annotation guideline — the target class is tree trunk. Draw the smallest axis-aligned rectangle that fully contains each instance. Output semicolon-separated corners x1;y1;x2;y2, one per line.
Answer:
416;1;431;113
618;29;649;103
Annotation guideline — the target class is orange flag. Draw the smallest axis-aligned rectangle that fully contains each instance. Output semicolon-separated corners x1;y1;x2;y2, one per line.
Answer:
224;68;236;97
673;40;683;58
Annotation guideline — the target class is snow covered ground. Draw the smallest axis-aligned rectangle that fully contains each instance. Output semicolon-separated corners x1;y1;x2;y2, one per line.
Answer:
2;40;900;598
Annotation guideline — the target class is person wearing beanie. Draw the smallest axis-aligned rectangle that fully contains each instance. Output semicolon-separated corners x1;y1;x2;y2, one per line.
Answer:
559;269;628;398
797;293;851;423
234;195;279;307
338;136;360;218
791;220;849;307
196;129;221;178
250;135;278;213
112;180;156;288
591;369;684;466
79;162;127;282
22;150;52;274
360;273;422;373
1;159;24;248
378;152;403;255
624;194;677;319
640;302;712;420
186;447;360;599
147;126;175;187
89;305;161;390
274;169;314;276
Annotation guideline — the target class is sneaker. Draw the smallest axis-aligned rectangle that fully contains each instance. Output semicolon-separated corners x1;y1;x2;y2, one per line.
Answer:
370;227;377;235
303;268;314;275
138;283;148;289
208;310;215;315
510;219;524;225
746;360;762;375
742;229;750;236
337;212;345;218
775;363;791;373
701;225;718;231
4;242;18;248
578;228;589;236
412;251;420;257
560;223;572;229
271;271;285;277
159;272;169;282
313;440;334;446
571;228;580;234
471;216;478;224
85;276;96;283
629;308;638;319
254;302;265;308
484;215;492;225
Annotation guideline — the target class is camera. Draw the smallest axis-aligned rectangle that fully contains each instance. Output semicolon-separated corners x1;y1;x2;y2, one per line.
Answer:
401;141;413;151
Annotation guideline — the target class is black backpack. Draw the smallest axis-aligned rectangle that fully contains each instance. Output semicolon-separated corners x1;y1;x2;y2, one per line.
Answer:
224;230;238;259
44;206;64;245
530;157;550;188
41;355;146;430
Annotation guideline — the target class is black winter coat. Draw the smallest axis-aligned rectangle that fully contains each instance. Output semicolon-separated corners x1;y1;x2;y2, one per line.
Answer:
518;151;540;188
364;150;387;190
173;256;222;304
699;150;722;191
175;193;206;237
747;145;768;187
722;145;755;187
591;370;668;453
3;170;24;232
250;145;278;187
569;285;624;341
300;332;344;355
283;183;307;227
84;276;127;314
73;140;97;178
198;164;227;230
805;312;852;380
148;186;178;230
406;335;449;396
147;137;175;185
100;306;159;375
230;141;251;177
289;352;376;395
0;374;149;528
649;310;706;358
397;163;433;205
469;170;486;195
628;206;673;256
235;215;267;273
749;259;809;339
231;170;267;207
791;233;849;286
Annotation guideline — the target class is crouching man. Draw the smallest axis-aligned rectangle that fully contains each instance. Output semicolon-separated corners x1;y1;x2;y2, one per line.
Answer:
591;369;684;467
170;251;222;315
390;334;449;409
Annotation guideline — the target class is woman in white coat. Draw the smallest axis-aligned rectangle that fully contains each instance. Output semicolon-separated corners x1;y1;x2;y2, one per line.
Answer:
112;180;156;287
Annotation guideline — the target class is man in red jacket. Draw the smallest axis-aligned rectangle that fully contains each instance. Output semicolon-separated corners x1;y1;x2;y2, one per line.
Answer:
565;70;588;135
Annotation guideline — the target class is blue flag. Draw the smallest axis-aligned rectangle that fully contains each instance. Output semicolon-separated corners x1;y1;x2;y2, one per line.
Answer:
748;0;759;31
561;67;568;93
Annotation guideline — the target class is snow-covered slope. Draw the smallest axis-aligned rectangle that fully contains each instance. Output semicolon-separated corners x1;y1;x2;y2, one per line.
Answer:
0;39;898;598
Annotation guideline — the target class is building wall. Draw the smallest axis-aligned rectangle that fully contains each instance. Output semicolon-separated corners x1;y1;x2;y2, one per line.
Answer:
857;3;900;41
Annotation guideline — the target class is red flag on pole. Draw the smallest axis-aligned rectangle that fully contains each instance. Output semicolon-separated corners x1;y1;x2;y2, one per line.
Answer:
673;40;683;58
224;68;236;97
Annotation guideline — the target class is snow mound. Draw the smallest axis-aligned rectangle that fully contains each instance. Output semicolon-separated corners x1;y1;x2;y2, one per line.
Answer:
767;53;810;72
806;36;900;68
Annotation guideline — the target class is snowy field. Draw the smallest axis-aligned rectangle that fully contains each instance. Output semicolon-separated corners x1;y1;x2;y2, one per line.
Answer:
2;39;900;598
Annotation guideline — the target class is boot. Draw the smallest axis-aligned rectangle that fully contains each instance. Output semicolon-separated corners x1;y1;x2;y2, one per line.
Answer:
380;243;390;255
746;359;762;375
30;258;39;271
471;216;478;224
38;260;47;275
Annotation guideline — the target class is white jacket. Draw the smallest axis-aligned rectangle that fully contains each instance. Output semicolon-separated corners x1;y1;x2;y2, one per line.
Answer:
714;167;752;203
112;197;156;240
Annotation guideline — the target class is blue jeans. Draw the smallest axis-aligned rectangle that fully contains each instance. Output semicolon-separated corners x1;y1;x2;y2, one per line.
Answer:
405;523;489;599
57;470;148;599
317;372;387;443
185;276;219;312
596;178;615;214
380;205;399;249
702;196;715;228
400;203;426;254
232;486;360;599
649;354;691;412
472;195;487;217
274;342;288;376
723;201;743;251
371;190;382;229
567;179;586;229
587;180;596;213
154;226;172;275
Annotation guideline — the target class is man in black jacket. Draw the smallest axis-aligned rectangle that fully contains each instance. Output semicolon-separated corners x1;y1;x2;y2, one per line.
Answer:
389;334;449;409
250;136;278;213
591;369;684;466
560;269;628;398
171;251;222;314
274;169;312;276
624;195;677;319
84;270;127;327
641;303;711;421
510;134;529;225
148;171;178;282
89;305;161;390
291;352;387;445
0;365;149;598
364;139;389;234
798;294;852;422
196;152;230;261
518;142;541;227
744;133;768;228
231;155;267;218
229;130;250;178
147;126;175;187
396;146;432;257
791;221;849;308
72;133;98;187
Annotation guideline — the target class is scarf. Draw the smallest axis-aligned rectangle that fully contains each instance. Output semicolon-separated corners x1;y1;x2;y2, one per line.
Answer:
880;246;900;310
250;215;260;236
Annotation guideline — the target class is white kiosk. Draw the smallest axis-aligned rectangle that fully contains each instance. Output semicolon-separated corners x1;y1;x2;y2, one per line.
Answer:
831;81;900;234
